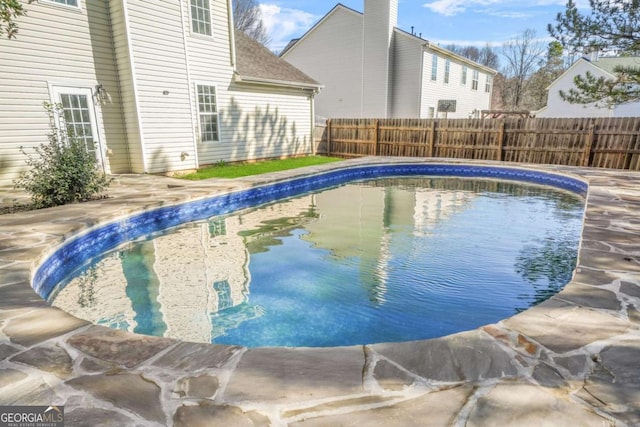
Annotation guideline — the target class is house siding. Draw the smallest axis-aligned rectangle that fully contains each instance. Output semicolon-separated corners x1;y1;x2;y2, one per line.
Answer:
537;59;640;118
211;84;314;164
0;0;127;186
281;1;494;120
391;32;422;118
125;0;196;173
420;49;492;118
282;7;363;119
182;0;314;165
0;0;317;186
362;0;398;117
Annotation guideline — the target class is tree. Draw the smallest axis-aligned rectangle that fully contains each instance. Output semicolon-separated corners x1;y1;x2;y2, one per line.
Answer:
445;43;500;70
549;0;640;105
500;29;546;109
527;41;567;110
233;0;270;46
1;0;31;38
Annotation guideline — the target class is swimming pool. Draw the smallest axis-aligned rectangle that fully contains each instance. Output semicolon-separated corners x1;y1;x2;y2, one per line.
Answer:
37;163;587;348
49;176;585;347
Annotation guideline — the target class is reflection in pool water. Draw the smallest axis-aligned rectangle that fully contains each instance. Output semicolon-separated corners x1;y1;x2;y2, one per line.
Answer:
50;177;585;347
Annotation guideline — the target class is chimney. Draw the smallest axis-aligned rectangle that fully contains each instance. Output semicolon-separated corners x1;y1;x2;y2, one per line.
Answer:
362;0;398;118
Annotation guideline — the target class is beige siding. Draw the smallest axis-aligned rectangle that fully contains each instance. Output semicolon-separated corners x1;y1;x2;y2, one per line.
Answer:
420;49;492;119
391;33;422;118
0;0;128;186
282;8;363;119
125;0;196;173
200;83;313;165
182;0;313;166
362;0;398;117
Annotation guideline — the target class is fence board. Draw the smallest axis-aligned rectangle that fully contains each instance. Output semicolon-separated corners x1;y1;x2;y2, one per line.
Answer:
316;117;640;171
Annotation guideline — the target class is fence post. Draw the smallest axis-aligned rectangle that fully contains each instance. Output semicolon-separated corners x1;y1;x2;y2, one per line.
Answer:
428;120;436;158
582;120;595;167
374;119;380;156
497;119;505;161
327;119;332;157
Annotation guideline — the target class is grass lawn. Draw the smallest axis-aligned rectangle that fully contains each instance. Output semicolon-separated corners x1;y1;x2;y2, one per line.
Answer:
179;156;344;180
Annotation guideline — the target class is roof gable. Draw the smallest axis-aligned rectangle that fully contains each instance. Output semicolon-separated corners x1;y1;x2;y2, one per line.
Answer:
592;57;640;74
280;4;362;57
234;30;320;88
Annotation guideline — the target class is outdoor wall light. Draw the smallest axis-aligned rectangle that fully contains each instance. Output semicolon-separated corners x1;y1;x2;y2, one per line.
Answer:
95;84;107;101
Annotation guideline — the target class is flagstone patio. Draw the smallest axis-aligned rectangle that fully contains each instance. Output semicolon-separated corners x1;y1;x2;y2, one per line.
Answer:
0;157;638;426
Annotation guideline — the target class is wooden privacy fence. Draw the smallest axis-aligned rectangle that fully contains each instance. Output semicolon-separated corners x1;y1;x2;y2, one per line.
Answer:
315;117;640;170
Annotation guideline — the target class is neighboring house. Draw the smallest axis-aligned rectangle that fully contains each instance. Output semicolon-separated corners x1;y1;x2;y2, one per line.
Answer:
0;0;321;187
280;0;496;119
537;56;640;118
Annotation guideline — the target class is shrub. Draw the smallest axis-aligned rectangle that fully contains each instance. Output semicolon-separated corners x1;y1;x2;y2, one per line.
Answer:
14;102;111;208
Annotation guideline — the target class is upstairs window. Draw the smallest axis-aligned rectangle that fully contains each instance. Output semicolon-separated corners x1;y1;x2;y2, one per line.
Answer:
472;70;479;91
461;66;467;85
485;74;493;93
44;0;78;6
191;0;212;36
444;59;450;84
431;54;438;81
197;85;219;142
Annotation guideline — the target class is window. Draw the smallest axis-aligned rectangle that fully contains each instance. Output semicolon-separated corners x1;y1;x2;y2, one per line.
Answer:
461;66;467;85
44;0;78;6
59;93;94;152
431;54;438;81
485;74;493;93
197;85;219;142
191;0;212;36
472;70;479;90
428;107;435;118
444;59;450;84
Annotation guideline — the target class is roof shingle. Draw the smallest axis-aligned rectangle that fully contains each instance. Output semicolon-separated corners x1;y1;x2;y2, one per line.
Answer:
234;30;321;88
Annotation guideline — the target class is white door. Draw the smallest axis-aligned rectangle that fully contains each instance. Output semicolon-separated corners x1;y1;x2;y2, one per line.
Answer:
51;86;106;171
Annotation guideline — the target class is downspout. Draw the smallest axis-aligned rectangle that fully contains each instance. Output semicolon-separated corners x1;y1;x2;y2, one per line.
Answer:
122;0;148;173
179;0;199;168
418;43;427;117
227;0;236;69
310;91;316;155
104;0;132;173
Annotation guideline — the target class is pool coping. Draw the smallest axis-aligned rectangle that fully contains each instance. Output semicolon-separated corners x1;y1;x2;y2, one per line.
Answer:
1;157;639;426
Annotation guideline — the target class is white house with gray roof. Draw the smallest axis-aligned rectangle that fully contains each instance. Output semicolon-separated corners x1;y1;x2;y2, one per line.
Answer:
537;56;640;117
0;0;321;187
280;0;496;119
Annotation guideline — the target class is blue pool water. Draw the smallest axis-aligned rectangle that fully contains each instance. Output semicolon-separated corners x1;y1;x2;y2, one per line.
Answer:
49;176;585;347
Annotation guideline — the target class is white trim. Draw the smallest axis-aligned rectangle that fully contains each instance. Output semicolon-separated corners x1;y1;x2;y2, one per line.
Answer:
188;0;214;39
194;82;222;144
417;47;425;117
544;57;613;91
122;0;148;173
48;84;107;173
38;0;81;11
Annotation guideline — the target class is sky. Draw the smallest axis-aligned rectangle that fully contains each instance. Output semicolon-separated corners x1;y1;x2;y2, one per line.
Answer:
257;0;586;56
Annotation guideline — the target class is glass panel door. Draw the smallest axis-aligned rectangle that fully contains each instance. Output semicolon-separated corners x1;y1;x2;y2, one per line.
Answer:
51;86;105;171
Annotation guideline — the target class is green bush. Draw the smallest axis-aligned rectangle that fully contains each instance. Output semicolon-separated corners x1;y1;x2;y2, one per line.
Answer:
14;102;111;208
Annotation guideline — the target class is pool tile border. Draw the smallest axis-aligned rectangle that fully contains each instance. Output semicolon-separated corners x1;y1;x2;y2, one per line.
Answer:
34;163;588;300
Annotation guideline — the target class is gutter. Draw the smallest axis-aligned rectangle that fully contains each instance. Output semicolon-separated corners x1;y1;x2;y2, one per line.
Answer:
233;72;323;93
423;41;498;75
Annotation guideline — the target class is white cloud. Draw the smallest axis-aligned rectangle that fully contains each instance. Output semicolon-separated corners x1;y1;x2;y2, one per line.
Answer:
423;0;507;16
259;4;317;52
423;0;582;16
